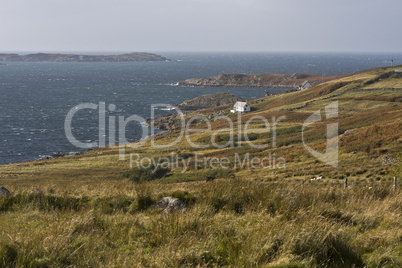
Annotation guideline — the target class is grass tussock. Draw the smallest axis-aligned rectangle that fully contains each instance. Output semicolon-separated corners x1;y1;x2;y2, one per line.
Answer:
0;179;401;267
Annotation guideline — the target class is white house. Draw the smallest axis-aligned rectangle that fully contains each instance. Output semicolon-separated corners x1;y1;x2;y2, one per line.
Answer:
299;80;312;90
231;101;250;113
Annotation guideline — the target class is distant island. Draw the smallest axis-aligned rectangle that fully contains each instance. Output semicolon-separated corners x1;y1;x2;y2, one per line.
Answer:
178;73;348;89
0;52;169;62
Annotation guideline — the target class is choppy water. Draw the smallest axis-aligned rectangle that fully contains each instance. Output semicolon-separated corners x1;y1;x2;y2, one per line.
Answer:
0;52;400;164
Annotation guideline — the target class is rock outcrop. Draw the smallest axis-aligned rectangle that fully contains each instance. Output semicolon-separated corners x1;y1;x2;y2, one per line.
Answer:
147;113;181;131
178;92;242;111
150;197;186;214
0;187;11;196
0;52;169;62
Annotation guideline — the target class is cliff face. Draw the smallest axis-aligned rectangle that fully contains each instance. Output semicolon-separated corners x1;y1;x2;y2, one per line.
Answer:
0;52;169;62
178;73;347;88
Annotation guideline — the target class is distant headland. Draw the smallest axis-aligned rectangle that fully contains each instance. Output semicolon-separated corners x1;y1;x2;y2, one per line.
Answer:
0;52;169;62
178;73;348;89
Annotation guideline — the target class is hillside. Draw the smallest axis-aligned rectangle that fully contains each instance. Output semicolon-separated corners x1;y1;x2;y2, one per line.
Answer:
178;72;348;88
0;52;169;62
0;66;401;267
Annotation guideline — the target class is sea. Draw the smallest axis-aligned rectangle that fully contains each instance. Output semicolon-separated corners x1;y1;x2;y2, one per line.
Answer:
1;52;401;165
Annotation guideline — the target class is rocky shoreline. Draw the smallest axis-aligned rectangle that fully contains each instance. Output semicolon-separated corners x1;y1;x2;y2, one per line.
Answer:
147;92;241;131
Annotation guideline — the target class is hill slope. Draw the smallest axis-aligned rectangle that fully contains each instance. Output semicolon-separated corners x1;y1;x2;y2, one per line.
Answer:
0;66;401;267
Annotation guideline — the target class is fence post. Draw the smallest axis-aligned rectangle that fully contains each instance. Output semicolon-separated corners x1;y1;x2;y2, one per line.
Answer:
394;177;397;191
344;178;348;188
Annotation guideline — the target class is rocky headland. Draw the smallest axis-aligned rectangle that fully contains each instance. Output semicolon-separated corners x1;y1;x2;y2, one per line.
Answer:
147;92;241;131
178;73;348;89
0;52;169;62
177;92;242;111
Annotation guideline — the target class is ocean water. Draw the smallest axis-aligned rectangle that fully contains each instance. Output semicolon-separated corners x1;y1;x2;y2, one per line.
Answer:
0;52;401;165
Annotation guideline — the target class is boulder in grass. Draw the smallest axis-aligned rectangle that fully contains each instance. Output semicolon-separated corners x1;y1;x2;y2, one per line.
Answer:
0;187;11;196
150;197;185;214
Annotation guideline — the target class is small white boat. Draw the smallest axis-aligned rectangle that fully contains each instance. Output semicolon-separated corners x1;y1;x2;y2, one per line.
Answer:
158;106;175;111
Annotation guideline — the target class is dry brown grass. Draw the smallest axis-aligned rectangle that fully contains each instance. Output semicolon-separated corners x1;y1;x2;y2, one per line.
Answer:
1;180;401;267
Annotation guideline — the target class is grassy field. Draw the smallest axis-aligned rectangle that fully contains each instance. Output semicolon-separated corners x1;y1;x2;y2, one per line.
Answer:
0;66;401;267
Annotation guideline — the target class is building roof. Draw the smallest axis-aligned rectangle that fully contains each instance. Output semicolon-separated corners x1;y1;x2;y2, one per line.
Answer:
234;101;248;108
301;80;311;87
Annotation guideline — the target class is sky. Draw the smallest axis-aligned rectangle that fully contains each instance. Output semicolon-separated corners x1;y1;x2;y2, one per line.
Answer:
1;0;401;53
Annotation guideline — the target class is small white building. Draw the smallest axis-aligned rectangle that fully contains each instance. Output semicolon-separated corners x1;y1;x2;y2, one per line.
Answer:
231;101;250;113
299;80;312;90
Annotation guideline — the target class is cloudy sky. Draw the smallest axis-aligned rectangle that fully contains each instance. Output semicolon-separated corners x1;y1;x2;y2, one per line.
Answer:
1;0;401;53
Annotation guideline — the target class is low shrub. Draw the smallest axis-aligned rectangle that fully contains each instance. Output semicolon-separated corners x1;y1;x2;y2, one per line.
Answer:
169;190;197;206
177;152;195;159
123;165;170;183
134;183;154;211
